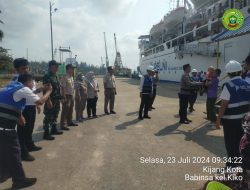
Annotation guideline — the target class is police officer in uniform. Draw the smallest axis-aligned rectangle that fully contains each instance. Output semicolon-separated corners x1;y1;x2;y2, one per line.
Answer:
188;69;200;112
216;60;250;168
0;74;52;189
43;60;63;140
179;64;201;124
138;66;155;120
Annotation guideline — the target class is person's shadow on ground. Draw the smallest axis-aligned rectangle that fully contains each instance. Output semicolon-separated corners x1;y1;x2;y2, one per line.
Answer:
115;118;141;130
155;121;227;158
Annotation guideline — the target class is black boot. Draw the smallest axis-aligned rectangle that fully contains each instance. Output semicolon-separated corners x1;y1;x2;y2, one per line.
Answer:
21;153;35;162
51;124;63;135
12;177;37;190
27;142;42;152
0;170;10;183
43;131;55;140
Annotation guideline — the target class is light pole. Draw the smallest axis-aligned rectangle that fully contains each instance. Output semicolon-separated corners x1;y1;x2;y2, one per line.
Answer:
75;55;78;66
49;1;58;60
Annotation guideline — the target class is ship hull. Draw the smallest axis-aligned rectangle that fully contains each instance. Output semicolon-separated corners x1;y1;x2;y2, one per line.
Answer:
140;34;250;83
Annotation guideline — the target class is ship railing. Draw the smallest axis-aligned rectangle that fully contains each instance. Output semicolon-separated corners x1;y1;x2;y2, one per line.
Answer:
175;43;218;57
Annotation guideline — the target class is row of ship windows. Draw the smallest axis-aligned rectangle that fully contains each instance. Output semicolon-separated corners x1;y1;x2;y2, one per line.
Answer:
143;0;250;57
143;22;223;57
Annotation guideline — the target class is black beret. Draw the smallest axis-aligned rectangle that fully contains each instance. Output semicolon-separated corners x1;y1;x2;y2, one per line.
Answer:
49;60;60;67
66;64;76;70
183;64;190;71
13;58;29;69
107;66;113;70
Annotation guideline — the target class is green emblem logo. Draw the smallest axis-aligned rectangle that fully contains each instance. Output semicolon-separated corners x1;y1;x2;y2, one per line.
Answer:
222;9;244;31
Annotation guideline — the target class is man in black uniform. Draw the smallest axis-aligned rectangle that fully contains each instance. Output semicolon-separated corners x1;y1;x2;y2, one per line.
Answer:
179;64;202;124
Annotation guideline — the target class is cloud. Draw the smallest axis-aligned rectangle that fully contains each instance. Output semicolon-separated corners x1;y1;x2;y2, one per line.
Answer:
89;0;138;16
0;0;141;69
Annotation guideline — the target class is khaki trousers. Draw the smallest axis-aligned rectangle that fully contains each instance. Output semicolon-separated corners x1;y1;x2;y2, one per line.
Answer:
104;88;115;112
60;95;74;127
75;95;87;120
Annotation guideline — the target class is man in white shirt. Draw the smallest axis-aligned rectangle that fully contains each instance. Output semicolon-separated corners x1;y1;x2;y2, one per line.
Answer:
216;60;250;168
0;74;52;189
13;58;42;162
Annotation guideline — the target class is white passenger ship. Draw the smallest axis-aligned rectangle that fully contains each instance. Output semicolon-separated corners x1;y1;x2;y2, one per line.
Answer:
138;0;250;82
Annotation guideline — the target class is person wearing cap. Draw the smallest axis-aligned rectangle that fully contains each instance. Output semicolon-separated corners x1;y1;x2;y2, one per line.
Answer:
188;68;200;112
42;60;63;140
216;60;250;168
12;58;42;162
60;64;78;129
103;66;117;114
179;64;202;124
0;73;52;189
138;66;155;120
149;69;159;110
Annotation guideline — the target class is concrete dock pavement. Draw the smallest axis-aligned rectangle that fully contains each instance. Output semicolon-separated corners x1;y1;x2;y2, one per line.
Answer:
1;78;227;190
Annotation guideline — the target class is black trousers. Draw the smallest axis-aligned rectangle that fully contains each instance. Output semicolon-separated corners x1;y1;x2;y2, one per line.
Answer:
206;98;217;122
139;94;151;118
0;130;26;183
87;97;98;117
178;93;189;122
17;106;36;156
188;91;197;110
221;119;244;168
149;88;157;108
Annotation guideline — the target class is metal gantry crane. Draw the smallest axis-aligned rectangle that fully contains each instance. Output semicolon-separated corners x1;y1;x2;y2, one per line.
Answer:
113;33;123;75
103;32;109;68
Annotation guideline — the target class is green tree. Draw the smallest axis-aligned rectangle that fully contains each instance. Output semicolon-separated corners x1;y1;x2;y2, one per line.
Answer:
0;11;13;73
0;47;13;73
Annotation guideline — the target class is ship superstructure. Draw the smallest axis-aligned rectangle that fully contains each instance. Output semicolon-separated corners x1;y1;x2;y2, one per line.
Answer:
138;0;250;82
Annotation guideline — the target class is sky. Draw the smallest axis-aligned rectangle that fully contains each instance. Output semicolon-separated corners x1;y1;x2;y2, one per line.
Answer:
0;0;171;70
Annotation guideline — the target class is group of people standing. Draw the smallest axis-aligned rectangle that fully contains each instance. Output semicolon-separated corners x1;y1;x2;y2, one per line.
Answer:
0;58;117;189
187;66;221;129
179;56;250;189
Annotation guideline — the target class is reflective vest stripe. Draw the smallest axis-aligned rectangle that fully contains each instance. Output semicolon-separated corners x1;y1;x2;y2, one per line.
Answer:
0;106;20;118
0;112;19;122
223;104;249;116
227;101;250;108
223;113;246;120
0;102;21;115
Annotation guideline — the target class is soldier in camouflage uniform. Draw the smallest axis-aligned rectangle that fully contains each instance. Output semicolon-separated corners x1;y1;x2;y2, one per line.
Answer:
43;60;63;140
